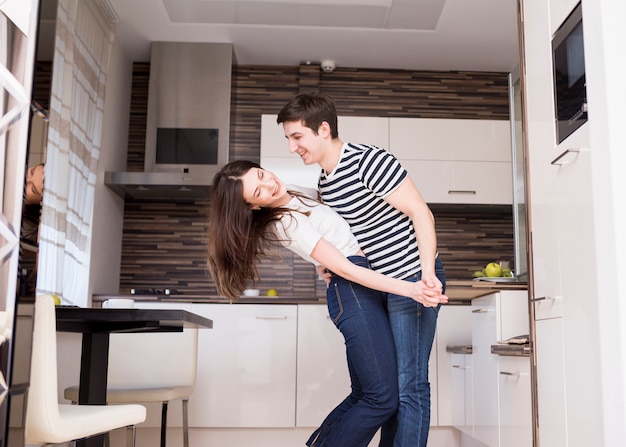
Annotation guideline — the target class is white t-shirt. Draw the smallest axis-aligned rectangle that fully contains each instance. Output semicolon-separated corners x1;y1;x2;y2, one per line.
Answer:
272;186;361;266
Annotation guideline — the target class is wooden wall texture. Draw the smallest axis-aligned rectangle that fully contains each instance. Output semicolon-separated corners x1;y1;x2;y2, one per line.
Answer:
117;63;513;297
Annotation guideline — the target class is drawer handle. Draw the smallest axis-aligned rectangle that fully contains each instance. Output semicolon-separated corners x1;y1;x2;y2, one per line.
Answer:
448;190;476;195
472;308;490;313
452;365;469;369
256;315;288;320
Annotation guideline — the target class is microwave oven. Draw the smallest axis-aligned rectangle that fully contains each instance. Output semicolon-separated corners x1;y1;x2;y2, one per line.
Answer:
552;2;587;144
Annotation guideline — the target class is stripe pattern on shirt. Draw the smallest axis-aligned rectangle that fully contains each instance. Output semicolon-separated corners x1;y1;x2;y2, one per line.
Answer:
319;143;421;279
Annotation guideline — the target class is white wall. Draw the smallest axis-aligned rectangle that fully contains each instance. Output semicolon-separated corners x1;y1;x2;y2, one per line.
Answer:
87;37;133;299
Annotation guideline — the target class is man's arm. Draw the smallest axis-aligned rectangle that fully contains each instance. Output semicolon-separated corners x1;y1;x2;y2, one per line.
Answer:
383;176;442;291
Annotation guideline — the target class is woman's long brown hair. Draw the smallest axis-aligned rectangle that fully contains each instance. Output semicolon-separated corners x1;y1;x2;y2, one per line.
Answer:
207;160;289;299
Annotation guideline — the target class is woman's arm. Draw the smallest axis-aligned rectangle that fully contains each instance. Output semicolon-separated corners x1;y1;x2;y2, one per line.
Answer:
310;238;447;306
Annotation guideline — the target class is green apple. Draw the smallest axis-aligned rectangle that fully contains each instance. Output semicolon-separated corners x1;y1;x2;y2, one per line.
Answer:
485;262;503;277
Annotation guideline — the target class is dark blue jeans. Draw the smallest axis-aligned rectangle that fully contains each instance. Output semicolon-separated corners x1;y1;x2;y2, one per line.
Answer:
307;256;398;447
379;257;446;447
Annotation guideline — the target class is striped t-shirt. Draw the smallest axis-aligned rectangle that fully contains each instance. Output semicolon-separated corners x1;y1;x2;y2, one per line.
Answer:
319;142;421;280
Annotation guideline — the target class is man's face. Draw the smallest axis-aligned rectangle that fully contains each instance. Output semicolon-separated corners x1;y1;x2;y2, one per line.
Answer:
282;120;325;166
25;164;44;205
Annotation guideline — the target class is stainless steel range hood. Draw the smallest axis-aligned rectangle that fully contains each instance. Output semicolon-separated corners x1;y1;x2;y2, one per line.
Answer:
105;42;232;201
104;171;212;201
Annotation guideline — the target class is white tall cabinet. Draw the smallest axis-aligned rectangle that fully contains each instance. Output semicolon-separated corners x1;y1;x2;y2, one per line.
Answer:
522;0;605;445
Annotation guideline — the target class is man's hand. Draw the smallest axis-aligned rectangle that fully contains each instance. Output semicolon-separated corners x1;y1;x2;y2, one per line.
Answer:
316;264;331;286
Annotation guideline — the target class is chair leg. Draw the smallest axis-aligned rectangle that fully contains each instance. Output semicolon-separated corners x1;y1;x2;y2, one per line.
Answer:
126;425;137;447
160;401;169;447
182;398;189;447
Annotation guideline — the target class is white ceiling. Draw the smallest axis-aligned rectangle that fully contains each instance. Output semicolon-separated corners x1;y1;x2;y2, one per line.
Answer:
101;0;520;72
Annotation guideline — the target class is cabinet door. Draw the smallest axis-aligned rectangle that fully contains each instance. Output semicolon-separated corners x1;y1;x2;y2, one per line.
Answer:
535;318;567;447
498;356;532;447
450;354;469;431
131;301;193;428
189;304;297;427
389;118;511;162
471;294;499;447
402;160;513;204
338;116;389;148
296;305;350;427
436;304;472;426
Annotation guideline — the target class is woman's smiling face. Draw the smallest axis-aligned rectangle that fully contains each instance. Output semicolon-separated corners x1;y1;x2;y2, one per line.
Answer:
240;167;290;209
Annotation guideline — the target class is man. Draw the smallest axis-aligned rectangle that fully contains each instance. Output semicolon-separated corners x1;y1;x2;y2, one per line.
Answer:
277;93;446;447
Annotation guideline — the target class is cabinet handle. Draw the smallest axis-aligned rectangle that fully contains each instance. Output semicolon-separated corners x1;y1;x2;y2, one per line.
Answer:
550;148;580;165
452;365;469;369
472;308;490;313
255;315;288;320
448;190;476;195
500;371;528;377
531;295;562;302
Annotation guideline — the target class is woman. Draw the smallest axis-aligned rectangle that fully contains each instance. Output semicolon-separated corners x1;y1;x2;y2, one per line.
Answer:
207;160;447;447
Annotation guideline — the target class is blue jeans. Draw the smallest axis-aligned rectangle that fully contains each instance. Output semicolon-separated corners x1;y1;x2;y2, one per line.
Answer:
379;257;446;447
308;256;399;447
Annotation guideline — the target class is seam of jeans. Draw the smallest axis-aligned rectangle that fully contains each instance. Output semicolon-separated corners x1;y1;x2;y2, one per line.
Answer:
331;282;343;324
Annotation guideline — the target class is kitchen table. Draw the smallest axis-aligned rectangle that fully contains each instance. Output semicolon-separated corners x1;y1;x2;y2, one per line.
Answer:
55;306;213;447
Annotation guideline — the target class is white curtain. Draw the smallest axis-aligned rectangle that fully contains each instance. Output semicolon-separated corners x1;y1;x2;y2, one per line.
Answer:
37;0;114;307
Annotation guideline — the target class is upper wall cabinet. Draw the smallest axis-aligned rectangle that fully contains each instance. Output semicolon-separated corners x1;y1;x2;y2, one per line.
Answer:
261;115;513;204
389;118;513;204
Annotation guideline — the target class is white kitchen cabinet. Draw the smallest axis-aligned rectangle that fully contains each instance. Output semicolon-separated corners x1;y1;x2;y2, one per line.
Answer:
401;159;512;204
388;118;513;204
189;303;297;427
337;116;389;148
389;118;512;162
497;355;532;447
296;304;350;427
470;291;529;447
450;353;473;436
534;317;567;447
471;294;500;447
435;304;472;426
130;300;193;429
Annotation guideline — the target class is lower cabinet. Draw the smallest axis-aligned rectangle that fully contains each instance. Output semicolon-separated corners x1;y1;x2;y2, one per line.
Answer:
189;304;297;427
497;355;532;447
449;353;473;436
451;291;531;447
295;304;349;427
534;317;567;447
148;301;476;431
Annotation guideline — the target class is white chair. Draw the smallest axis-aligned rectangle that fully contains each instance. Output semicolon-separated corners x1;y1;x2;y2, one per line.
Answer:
26;294;147;446
64;327;199;447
